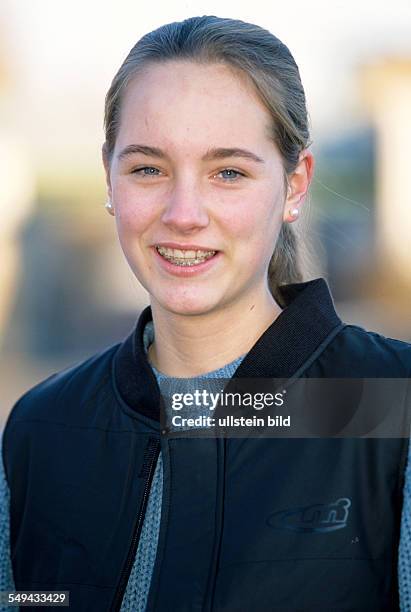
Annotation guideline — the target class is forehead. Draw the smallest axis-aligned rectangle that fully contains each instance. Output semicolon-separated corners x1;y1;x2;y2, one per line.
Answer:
115;60;275;156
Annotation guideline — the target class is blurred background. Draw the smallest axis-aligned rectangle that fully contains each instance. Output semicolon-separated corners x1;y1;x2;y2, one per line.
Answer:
1;0;410;425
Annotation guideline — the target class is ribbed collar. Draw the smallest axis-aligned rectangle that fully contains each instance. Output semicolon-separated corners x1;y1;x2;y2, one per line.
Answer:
113;278;343;421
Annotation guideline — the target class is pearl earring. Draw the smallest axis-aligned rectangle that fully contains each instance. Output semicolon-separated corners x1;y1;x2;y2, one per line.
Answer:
289;208;299;219
105;200;114;215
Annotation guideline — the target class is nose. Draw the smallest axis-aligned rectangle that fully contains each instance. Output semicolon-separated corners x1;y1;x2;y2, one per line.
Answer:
161;179;210;233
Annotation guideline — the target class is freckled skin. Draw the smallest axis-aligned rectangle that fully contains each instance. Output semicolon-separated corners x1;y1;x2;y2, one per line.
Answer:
105;61;288;320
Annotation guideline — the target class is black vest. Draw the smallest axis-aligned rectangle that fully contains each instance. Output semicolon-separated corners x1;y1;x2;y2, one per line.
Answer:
3;279;411;611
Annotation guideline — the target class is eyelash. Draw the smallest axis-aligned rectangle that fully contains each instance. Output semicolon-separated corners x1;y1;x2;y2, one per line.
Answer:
131;166;246;182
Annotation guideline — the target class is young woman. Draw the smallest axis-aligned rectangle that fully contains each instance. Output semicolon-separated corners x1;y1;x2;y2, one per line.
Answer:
2;16;411;611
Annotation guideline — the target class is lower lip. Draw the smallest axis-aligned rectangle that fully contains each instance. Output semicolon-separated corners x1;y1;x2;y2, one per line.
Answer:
152;247;221;277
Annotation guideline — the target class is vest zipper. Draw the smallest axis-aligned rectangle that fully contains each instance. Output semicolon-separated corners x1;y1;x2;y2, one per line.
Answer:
111;436;161;612
203;437;226;612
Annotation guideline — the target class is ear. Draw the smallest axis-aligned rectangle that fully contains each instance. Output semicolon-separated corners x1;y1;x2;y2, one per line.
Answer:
283;150;315;223
102;143;113;200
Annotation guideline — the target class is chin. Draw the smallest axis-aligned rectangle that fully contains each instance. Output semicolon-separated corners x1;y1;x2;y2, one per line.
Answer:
153;290;222;318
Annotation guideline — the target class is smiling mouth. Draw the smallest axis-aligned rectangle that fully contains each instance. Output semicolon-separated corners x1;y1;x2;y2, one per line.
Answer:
156;246;217;266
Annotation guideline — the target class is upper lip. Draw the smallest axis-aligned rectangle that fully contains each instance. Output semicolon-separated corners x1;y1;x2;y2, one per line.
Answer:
153;242;218;251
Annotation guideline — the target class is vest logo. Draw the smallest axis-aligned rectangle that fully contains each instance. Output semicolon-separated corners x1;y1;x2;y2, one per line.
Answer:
267;498;351;533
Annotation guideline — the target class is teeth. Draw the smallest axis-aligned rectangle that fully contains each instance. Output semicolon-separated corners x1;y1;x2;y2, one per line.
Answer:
156;246;216;266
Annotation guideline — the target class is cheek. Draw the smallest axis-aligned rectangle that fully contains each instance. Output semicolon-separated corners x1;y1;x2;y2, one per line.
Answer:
113;184;158;237
223;191;283;247
225;192;284;276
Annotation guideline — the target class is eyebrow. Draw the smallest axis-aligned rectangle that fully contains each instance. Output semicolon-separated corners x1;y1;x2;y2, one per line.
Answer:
117;144;265;164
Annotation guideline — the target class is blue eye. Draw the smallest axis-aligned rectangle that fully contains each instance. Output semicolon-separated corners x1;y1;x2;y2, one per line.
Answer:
217;169;245;181
133;167;161;176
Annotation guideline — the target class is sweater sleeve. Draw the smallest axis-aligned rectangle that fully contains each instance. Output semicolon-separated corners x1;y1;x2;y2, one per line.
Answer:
0;435;15;609
399;440;411;611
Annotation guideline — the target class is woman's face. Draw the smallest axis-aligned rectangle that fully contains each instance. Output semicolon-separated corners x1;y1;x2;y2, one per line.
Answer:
104;60;291;317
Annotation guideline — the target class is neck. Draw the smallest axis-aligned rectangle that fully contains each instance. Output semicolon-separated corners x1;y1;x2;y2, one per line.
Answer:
148;288;282;377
